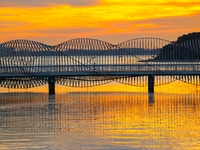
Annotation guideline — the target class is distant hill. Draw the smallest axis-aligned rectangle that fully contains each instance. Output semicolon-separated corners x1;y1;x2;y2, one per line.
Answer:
177;32;200;43
154;32;200;61
1;48;159;56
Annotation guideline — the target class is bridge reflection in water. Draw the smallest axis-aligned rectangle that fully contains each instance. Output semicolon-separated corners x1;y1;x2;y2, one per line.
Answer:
0;37;200;94
0;92;200;149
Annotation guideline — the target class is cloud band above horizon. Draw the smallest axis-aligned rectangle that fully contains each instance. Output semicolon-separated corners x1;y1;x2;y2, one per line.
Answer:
0;0;200;44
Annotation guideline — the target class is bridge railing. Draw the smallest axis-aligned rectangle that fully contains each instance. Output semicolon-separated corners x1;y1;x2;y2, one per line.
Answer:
0;63;199;75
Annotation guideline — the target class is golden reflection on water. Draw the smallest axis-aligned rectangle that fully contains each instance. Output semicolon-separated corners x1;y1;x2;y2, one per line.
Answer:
0;80;200;94
0;92;200;149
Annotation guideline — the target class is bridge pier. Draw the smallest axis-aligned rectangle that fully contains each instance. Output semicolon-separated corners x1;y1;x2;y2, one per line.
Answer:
48;76;55;95
148;93;154;103
148;75;154;93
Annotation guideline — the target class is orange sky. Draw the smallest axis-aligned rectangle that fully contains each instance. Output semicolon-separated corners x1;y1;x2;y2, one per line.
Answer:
0;0;200;45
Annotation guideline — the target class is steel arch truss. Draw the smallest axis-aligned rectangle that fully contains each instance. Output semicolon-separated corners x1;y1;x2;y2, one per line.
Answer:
0;37;200;89
0;77;47;89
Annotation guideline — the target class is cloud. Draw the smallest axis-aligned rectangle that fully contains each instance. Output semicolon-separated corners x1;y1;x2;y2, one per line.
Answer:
133;14;200;30
160;1;200;7
0;0;98;7
0;0;200;44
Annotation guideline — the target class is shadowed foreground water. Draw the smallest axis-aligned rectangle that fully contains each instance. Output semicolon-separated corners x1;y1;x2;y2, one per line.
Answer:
0;92;200;149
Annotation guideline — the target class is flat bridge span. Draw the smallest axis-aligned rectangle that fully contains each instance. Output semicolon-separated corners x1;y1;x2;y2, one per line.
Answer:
0;37;200;94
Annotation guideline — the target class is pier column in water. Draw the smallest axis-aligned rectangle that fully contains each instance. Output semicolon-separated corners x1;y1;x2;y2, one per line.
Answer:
148;75;154;93
48;76;55;95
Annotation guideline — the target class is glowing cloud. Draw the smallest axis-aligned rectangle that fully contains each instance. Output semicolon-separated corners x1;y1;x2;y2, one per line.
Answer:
0;0;200;43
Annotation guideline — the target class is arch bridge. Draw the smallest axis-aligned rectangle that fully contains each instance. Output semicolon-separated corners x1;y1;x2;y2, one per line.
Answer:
0;37;200;94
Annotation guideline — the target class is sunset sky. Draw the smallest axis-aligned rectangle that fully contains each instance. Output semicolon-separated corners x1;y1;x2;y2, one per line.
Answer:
0;0;200;45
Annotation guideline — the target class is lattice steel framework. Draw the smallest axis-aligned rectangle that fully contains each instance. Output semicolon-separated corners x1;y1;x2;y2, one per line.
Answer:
0;37;200;88
0;39;50;88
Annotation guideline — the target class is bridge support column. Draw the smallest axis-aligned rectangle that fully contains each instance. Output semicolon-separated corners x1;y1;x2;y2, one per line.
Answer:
148;75;154;93
48;76;55;95
148;93;154;103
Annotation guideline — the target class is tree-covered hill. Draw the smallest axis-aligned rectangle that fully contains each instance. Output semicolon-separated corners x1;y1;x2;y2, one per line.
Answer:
154;32;200;61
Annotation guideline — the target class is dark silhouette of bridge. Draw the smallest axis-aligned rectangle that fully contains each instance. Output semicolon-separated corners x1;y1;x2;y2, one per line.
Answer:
0;37;200;94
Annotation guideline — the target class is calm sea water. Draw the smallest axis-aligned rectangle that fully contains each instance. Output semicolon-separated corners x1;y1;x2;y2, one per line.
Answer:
0;91;200;150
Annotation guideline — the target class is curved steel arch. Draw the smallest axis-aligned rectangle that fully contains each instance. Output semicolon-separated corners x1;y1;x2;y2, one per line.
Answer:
54;38;176;87
0;39;50;53
0;39;51;88
117;37;172;61
178;37;200;61
54;38;117;86
54;38;114;71
115;38;177;86
56;76;114;87
55;38;114;51
115;38;200;86
174;38;200;85
0;39;51;73
0;77;47;89
118;37;171;46
0;37;200;88
178;75;200;86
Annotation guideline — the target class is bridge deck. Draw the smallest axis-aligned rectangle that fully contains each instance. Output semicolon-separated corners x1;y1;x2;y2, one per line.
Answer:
0;71;200;78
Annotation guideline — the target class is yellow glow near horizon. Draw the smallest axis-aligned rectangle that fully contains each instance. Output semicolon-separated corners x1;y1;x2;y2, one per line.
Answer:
0;81;199;94
0;0;200;43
